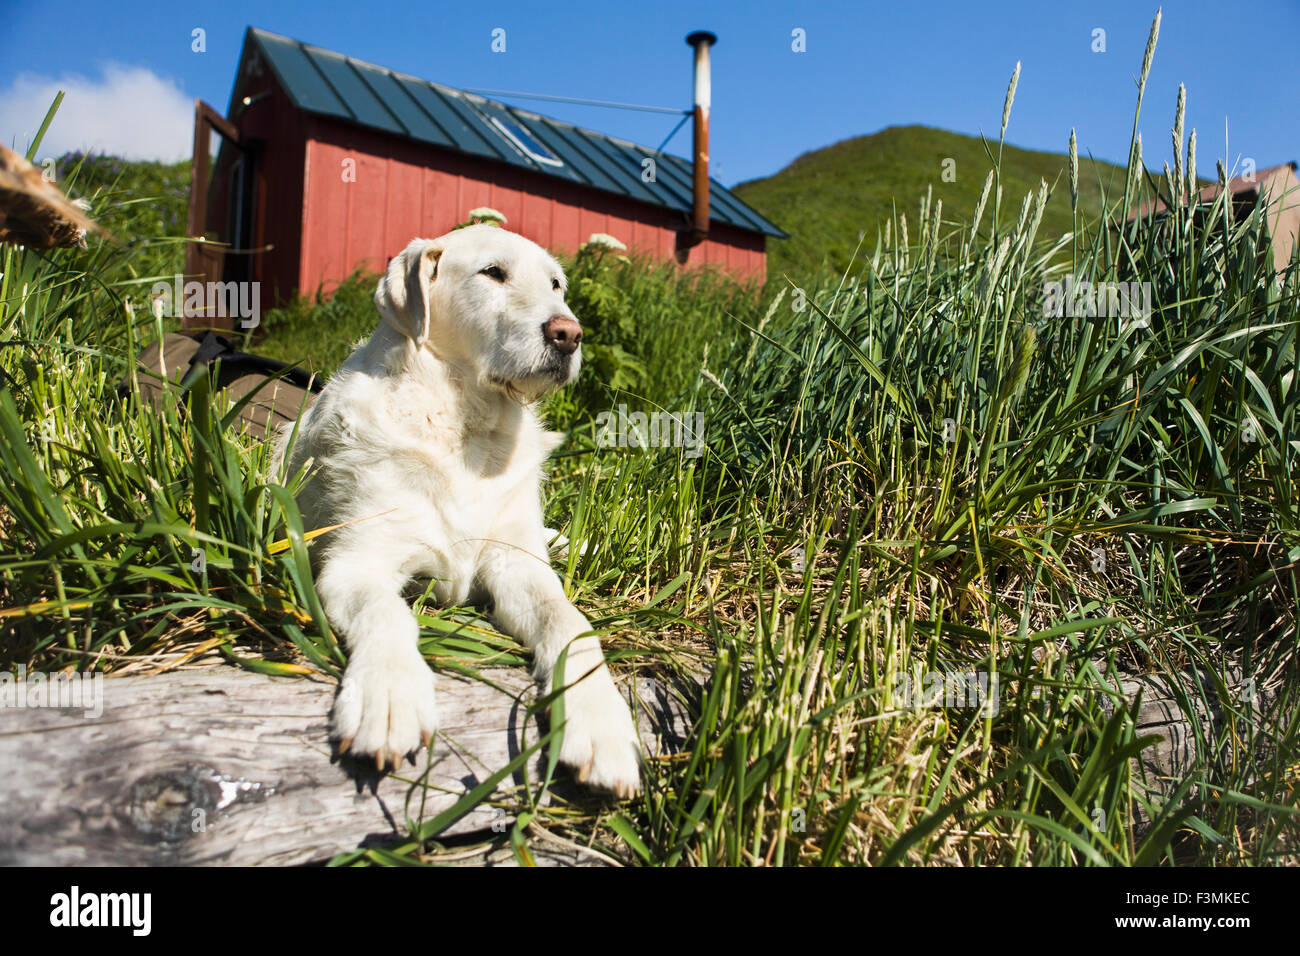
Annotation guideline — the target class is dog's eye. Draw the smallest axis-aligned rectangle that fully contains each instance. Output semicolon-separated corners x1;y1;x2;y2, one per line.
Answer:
551;278;562;291
480;265;507;282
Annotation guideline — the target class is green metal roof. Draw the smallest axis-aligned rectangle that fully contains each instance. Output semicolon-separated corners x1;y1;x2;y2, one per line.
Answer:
232;27;787;239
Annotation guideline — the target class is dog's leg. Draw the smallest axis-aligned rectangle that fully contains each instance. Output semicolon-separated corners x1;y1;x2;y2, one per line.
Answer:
475;547;641;796
316;550;437;770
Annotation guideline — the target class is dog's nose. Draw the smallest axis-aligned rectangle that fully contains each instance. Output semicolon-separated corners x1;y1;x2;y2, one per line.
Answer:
542;315;583;355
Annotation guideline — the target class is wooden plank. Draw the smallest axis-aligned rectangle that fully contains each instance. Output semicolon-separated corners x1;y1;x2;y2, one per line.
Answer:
0;665;690;867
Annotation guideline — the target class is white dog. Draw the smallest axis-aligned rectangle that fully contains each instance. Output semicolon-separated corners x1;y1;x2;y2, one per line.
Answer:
274;225;641;796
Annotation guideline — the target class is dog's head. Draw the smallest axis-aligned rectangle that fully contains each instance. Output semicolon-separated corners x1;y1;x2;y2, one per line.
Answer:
375;225;582;401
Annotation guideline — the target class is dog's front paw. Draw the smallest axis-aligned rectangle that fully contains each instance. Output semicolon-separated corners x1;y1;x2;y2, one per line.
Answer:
332;642;437;771
553;666;642;798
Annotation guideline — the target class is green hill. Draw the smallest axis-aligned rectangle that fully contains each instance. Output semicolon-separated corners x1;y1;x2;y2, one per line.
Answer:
733;124;1132;282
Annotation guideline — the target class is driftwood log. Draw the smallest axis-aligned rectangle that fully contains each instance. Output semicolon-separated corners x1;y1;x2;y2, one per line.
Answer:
0;665;691;866
0;658;1257;865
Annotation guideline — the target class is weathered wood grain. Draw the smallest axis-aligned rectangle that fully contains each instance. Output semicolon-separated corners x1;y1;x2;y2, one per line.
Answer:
0;665;691;866
1105;666;1270;786
1119;674;1213;784
1103;665;1282;835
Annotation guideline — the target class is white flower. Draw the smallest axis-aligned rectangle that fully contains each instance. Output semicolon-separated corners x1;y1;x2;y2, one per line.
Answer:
585;232;627;252
466;207;506;224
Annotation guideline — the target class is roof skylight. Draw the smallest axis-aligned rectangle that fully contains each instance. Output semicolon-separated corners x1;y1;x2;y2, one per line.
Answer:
489;116;564;167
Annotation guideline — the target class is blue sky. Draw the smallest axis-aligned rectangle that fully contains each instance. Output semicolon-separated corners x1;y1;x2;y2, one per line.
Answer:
2;0;1295;185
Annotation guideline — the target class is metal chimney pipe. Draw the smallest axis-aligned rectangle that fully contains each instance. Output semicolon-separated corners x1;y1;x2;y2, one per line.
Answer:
685;31;716;249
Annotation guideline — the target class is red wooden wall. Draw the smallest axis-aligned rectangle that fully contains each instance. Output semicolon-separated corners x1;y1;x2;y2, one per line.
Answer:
298;116;766;298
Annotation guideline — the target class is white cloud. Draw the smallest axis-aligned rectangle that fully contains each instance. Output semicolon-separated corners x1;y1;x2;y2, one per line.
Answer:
0;63;193;163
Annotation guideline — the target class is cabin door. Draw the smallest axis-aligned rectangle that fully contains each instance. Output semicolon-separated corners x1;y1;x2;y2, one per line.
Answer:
223;148;257;286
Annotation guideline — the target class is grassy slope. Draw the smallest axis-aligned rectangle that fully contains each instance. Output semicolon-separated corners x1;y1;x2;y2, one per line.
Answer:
733;124;1131;281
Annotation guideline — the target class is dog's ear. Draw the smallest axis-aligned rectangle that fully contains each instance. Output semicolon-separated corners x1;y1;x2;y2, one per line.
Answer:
375;239;443;346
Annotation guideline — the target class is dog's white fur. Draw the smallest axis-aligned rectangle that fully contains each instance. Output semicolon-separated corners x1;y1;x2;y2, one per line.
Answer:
274;225;641;795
